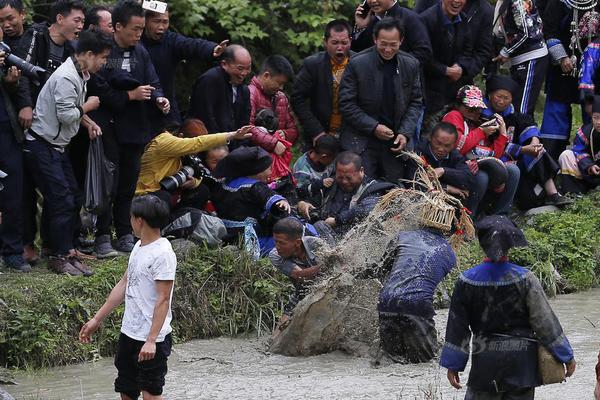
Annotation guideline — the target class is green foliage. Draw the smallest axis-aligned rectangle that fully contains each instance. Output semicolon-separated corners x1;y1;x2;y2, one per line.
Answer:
0;246;291;369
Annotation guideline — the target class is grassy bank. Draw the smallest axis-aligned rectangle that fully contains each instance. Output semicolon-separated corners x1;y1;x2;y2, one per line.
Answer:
1;193;600;369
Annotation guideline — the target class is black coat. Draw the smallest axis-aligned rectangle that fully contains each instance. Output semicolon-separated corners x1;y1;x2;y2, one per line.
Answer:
420;4;475;112
339;47;423;153
418;142;474;190
291;51;353;143
188;66;251;134
351;3;432;67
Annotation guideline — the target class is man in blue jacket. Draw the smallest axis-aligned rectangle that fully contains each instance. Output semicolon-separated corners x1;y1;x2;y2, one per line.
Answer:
142;7;228;129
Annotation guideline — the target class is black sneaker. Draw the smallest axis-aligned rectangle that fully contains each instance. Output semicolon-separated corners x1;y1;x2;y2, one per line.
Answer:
545;193;574;207
3;254;32;273
115;234;135;253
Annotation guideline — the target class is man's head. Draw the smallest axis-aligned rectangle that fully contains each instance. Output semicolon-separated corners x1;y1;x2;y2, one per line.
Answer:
75;28;112;73
112;0;145;48
221;44;252;86
441;0;466;17
0;0;25;38
144;9;168;41
324;19;352;64
310;135;340;168
367;0;396;14
49;0;85;40
373;17;403;60
257;55;294;96
429;122;458;160
130;194;170;236
335;151;364;193
272;217;304;259
84;5;113;34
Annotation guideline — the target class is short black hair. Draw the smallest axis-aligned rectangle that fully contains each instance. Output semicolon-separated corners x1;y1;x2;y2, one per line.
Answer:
222;44;248;63
76;29;113;54
49;0;85;24
112;0;144;28
335;151;362;171
0;0;24;13
131;194;170;229
373;17;404;39
84;5;110;30
314;135;340;155
272;217;304;240
431;121;459;140
324;19;352;40
260;55;294;80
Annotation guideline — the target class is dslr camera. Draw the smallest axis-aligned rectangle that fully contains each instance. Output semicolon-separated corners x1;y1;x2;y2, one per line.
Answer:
159;154;207;192
0;42;46;86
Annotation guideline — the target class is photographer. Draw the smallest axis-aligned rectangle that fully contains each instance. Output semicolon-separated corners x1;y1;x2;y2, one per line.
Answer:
134;121;252;212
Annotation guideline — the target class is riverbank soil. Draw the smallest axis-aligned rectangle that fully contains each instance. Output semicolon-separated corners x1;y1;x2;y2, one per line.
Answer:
4;288;599;400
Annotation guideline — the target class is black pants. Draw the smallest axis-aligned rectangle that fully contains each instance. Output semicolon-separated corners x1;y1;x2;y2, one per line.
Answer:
0;122;24;256
510;55;548;117
96;125;145;238
363;140;408;184
23;139;81;255
379;313;439;363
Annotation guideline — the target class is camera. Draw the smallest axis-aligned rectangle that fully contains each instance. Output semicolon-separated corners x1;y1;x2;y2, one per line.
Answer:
359;0;371;18
159;155;207;192
0;42;46;86
308;209;321;222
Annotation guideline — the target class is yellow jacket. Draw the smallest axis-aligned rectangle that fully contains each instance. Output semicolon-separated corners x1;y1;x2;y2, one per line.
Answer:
136;132;229;195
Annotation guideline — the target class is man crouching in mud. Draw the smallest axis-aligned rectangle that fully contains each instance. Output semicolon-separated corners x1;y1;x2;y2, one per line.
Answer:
269;217;323;337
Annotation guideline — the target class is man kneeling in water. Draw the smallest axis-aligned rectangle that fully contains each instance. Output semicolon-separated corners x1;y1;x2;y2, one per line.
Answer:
269;217;322;336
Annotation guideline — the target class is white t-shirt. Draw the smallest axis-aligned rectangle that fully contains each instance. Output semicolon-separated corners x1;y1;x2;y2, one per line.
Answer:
121;237;177;342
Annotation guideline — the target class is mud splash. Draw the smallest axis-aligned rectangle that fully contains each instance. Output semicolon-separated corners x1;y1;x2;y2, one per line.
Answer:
3;288;599;400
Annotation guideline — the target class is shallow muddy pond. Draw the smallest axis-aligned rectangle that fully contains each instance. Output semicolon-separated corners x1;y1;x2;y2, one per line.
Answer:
3;288;600;399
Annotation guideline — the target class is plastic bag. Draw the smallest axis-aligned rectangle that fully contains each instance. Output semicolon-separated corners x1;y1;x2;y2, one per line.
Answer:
84;137;115;214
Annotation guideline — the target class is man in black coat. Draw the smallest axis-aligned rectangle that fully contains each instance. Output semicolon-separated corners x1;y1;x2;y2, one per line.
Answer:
291;19;353;147
187;44;252;134
351;0;432;68
420;0;475;138
339;18;423;184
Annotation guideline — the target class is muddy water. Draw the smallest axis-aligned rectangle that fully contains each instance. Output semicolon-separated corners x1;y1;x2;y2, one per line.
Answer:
4;288;600;400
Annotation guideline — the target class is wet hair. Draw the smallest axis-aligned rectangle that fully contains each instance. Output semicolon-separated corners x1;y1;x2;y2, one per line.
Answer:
131;194;170;229
222;44;248;63
260;55;294;81
431;121;458;140
373;17;404;39
49;0;85;24
0;0;24;13
84;5;110;30
272;217;304;240
335;151;362;171
76;28;112;54
112;0;144;28
324;19;352;39
314;135;340;155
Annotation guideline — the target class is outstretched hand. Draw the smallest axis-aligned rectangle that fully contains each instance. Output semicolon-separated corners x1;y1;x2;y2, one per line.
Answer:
447;369;462;389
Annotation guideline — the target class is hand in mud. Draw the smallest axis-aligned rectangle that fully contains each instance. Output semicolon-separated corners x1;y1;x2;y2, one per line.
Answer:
79;317;100;343
565;359;576;377
298;201;315;219
324;217;336;227
138;341;156;362
447;369;462;389
276;200;291;214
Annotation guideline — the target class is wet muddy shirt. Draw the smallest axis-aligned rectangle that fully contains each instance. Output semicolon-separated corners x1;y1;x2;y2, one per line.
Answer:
122;238;177;342
378;229;456;318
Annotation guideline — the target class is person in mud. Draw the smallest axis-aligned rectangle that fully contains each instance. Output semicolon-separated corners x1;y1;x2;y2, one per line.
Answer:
297;151;396;240
377;199;460;363
269;217;322;336
440;215;576;399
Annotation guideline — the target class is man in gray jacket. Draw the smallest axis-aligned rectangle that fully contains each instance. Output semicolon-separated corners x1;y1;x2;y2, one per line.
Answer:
23;29;112;276
339;17;423;184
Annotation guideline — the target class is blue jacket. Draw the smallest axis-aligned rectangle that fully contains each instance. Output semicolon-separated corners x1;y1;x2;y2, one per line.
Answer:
141;30;216;126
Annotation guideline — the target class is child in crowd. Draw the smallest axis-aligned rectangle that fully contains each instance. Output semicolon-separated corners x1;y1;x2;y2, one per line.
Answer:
293;134;339;197
79;195;176;400
269;217;322;336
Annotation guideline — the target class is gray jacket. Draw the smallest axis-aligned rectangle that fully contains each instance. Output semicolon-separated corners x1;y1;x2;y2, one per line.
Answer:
31;57;86;147
338;47;423;153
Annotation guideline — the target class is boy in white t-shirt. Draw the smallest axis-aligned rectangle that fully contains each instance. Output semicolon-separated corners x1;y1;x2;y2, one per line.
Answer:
79;195;176;400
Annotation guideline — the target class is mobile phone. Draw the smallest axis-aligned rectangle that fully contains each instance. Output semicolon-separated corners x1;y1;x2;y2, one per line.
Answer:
359;0;371;18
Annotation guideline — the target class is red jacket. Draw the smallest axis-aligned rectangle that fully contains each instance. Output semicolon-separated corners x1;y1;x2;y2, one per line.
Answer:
248;76;299;151
443;110;508;159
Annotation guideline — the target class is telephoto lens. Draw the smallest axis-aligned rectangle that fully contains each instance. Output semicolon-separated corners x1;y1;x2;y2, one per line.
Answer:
159;166;194;192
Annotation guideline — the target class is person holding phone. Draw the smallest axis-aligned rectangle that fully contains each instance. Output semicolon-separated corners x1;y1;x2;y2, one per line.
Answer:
484;74;572;209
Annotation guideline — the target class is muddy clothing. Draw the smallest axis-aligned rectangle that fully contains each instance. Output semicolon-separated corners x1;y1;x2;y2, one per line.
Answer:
440;260;574;394
379;313;440;363
465;387;534;400
269;236;321;316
